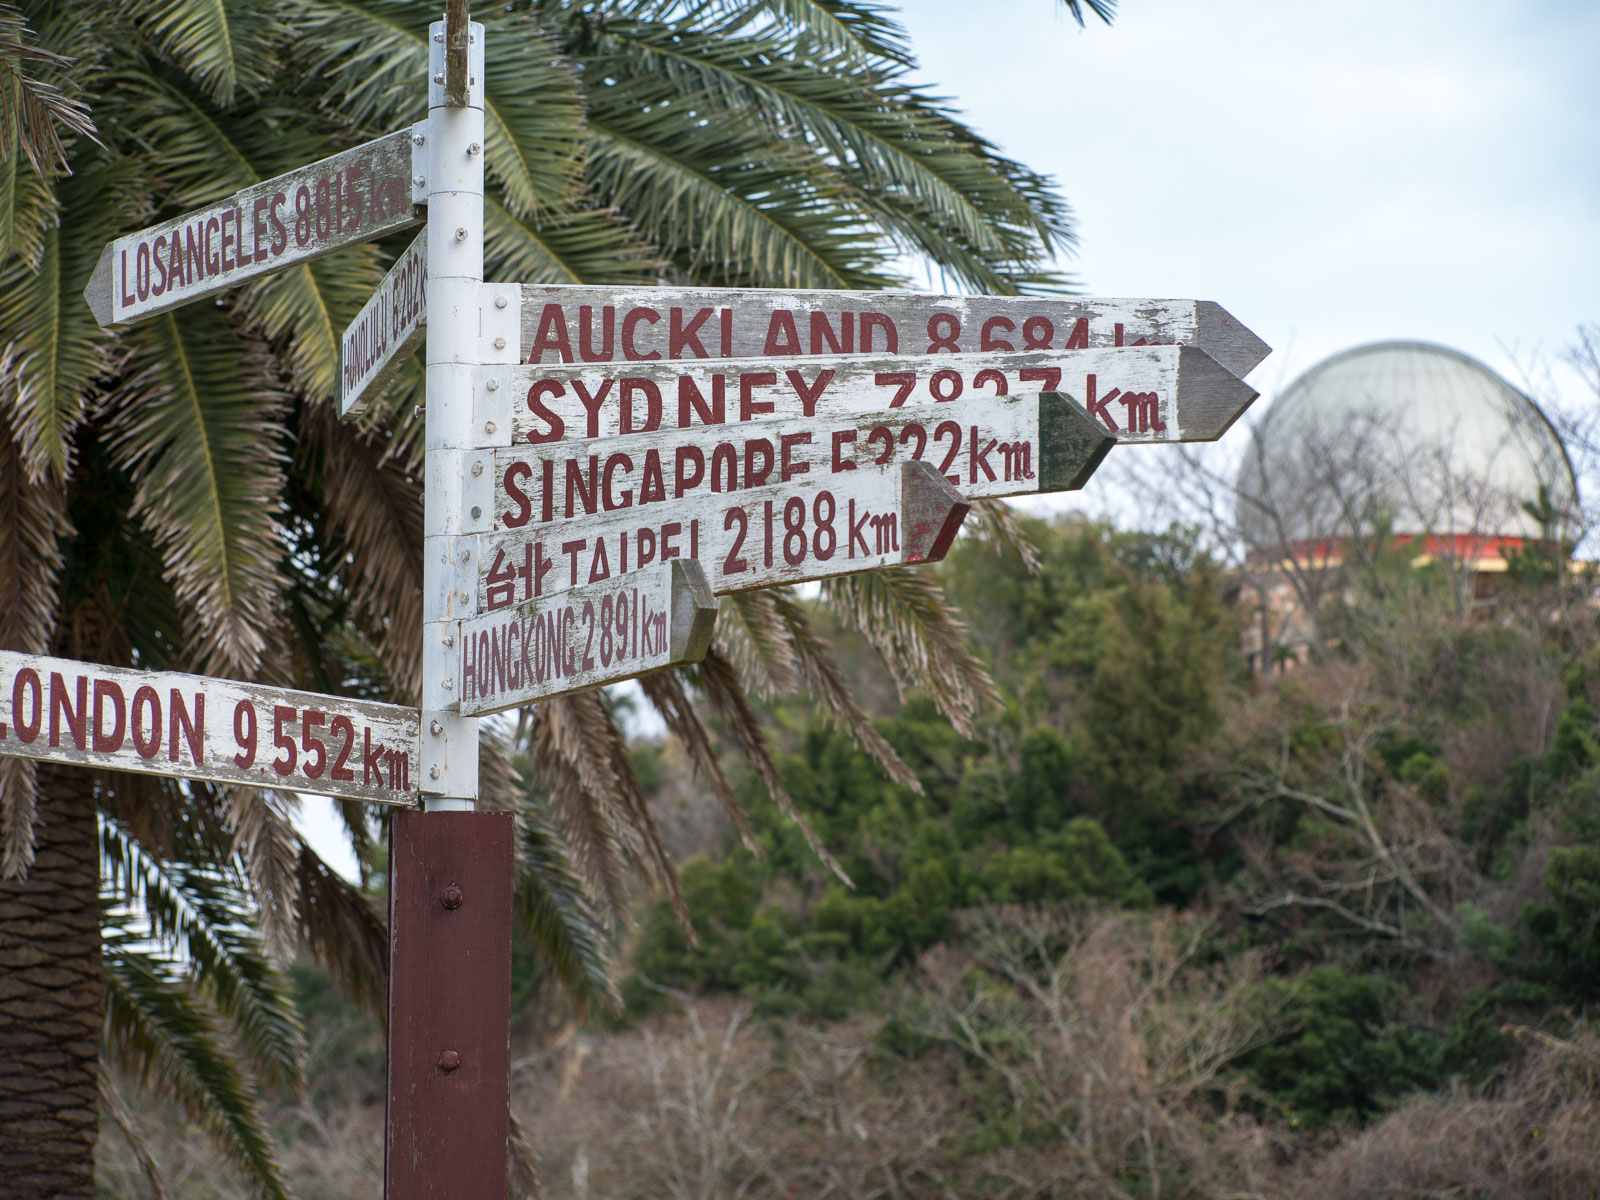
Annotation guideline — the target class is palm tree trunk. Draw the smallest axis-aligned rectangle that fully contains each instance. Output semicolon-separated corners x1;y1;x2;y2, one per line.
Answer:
0;765;101;1198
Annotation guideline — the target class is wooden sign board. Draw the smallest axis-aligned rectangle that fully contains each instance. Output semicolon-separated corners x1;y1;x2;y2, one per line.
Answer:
475;460;967;611
0;650;419;805
457;559;716;715
514;285;1270;381
85;128;421;328
489;391;1112;534
342;229;427;416
484;343;1256;446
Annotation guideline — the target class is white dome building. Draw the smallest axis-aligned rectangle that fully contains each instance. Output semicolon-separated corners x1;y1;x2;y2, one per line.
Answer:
1233;341;1580;670
1236;341;1578;564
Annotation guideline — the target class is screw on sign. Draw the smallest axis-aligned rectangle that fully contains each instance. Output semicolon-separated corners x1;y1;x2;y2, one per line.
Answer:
456;558;716;715
483;342;1257;450
84;128;422;328
473;459;969;610
0;649;420;805
512;285;1271;381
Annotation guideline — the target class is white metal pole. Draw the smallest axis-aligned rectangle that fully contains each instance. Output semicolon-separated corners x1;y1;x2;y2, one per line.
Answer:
420;18;485;811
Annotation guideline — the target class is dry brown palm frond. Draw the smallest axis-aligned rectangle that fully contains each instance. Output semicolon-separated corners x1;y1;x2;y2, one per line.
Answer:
296;842;387;1018
967;497;1042;572
822;567;998;737
478;724;519;812
698;646;851;887
718;589;801;699
507;1102;541;1199
564;691;687;930
220;784;302;956
0;411;67;877
99;1068;170;1200
530;698;634;927
640;670;761;856
768;588;922;793
300;405;424;695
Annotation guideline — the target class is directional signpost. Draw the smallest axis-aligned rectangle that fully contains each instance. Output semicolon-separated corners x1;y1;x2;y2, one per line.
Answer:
0;650;418;803
458;558;717;714
49;6;1271;1197
84;128;422;327
476;459;970;608
342;229;427;415
513;285;1270;380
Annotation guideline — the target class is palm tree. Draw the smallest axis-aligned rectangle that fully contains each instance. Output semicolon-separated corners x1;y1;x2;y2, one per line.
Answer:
0;1;1113;1195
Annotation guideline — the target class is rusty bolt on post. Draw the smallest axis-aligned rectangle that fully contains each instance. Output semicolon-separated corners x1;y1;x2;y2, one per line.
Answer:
441;883;463;910
439;1050;461;1073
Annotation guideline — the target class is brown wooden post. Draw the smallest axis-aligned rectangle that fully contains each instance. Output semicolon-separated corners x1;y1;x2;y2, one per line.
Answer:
385;810;514;1199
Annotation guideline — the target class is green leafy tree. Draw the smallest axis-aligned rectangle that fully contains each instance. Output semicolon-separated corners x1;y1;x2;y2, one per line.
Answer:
0;1;1114;1194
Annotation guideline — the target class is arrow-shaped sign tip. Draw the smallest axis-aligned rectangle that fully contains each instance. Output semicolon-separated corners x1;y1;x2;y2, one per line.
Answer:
900;460;970;565
668;559;718;664
84;244;114;328
1195;301;1272;379
1176;345;1260;441
1038;391;1115;492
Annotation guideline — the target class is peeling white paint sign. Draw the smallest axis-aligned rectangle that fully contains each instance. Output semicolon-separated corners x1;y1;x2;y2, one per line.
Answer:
342;230;428;415
0;650;420;805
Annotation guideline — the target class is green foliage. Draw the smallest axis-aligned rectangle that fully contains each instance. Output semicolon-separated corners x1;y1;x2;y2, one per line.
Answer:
1523;846;1600;1001
1243;968;1440;1127
623;520;1232;1019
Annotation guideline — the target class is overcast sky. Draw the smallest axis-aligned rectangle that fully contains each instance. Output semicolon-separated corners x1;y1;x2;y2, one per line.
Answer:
898;0;1598;404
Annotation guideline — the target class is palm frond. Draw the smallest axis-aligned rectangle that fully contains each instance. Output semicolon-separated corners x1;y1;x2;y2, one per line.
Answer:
0;402;67;878
717;588;801;699
706;0;915;67
296;385;425;693
640;669;761;854
583;75;896;289
218;785;302;955
287;0;587;213
100;812;306;1087
0;164;121;481
484;193;662;287
696;644;850;885
0;118;53;265
580;11;1071;287
131;0;287;105
769;586;922;790
0;3;98;178
99;1068;172;1200
515;791;621;1017
242;243;386;406
103;936;293;1200
295;842;387;1016
562;690;686;926
1056;0;1118;27
821;566;998;736
107;309;289;675
966;496;1042;573
528;695;633;925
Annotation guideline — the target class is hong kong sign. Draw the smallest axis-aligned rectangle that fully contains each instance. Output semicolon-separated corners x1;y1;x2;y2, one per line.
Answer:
0;650;419;805
512;286;1270;381
85;128;421;328
456;559;716;715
